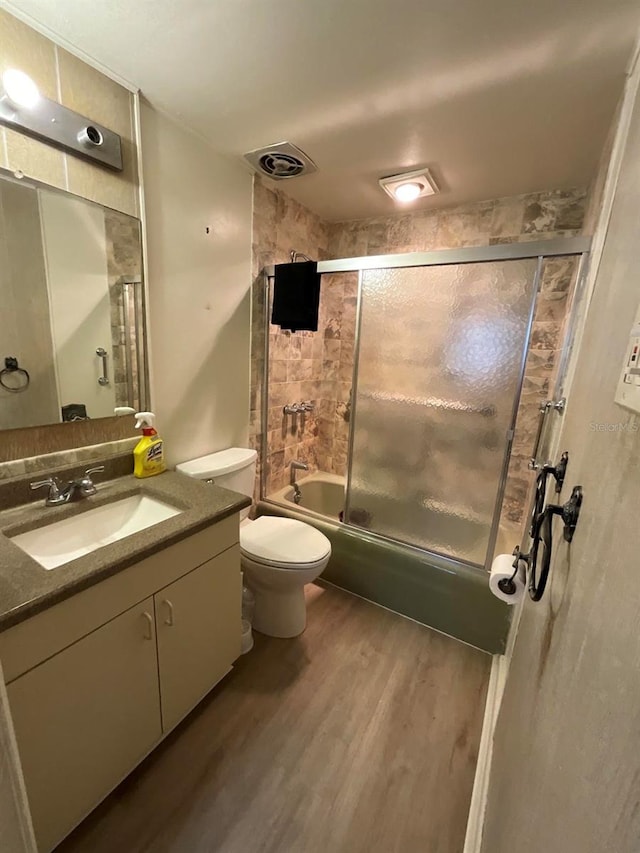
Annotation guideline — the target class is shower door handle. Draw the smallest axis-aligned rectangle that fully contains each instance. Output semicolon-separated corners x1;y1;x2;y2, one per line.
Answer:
528;398;565;470
96;347;109;386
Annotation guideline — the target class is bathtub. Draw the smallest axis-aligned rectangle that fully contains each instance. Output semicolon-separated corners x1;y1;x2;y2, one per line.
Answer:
260;471;511;654
268;472;345;521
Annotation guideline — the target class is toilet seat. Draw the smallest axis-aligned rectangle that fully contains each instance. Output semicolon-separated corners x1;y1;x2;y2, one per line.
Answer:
240;516;331;570
241;551;330;572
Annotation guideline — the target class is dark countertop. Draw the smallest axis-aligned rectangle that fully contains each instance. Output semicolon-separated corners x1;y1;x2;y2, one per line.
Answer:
0;471;250;631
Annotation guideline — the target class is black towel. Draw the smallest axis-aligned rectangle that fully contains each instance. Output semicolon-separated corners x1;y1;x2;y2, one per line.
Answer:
271;260;321;332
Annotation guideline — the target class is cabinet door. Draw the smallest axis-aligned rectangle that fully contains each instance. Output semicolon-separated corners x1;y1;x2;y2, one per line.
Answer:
155;545;241;732
7;598;161;853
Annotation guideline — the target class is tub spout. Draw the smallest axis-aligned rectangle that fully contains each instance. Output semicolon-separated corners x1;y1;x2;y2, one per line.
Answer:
290;460;309;486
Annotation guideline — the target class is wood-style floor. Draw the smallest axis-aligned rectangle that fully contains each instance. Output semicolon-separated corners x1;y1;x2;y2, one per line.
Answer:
57;583;490;853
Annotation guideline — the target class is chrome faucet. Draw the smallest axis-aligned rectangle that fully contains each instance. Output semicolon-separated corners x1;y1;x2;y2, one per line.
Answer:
290;460;308;505
30;466;105;507
290;460;309;485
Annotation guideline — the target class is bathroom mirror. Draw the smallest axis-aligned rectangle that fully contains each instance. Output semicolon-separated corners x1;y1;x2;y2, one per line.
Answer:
0;168;149;431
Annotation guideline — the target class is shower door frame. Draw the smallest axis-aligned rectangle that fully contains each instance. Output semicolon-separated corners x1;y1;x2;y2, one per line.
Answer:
261;235;591;571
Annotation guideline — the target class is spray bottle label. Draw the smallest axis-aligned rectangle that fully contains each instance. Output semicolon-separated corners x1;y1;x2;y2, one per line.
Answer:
147;441;163;462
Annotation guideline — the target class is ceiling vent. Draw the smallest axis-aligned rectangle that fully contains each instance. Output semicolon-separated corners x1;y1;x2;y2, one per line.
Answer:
243;142;317;180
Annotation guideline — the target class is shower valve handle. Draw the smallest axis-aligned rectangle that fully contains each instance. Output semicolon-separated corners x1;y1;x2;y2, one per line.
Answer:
283;401;314;415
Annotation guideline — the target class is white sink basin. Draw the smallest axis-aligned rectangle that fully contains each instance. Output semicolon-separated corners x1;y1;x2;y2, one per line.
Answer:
11;495;181;570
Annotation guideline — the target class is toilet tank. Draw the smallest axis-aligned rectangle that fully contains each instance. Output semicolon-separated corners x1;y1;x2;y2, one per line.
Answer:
175;448;257;519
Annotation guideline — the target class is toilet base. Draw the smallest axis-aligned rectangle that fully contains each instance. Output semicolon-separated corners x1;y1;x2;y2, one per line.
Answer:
252;586;307;638
241;552;331;639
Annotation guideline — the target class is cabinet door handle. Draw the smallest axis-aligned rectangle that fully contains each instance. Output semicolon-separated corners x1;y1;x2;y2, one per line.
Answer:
142;611;153;640
163;599;174;627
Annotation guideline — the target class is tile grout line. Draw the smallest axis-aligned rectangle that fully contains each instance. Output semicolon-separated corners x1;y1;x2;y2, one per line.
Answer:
53;45;69;192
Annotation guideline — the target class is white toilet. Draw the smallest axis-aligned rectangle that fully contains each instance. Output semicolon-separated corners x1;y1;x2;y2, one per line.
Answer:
176;448;331;638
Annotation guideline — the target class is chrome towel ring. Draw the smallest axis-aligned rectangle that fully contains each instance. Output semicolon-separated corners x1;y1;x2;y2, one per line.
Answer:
0;357;30;392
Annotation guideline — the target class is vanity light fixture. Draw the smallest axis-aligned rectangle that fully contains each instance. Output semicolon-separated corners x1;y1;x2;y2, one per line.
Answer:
0;67;122;171
379;168;439;203
2;69;40;109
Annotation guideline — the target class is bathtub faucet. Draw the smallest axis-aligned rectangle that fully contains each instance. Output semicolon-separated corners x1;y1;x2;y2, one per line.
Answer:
290;460;309;484
290;461;308;504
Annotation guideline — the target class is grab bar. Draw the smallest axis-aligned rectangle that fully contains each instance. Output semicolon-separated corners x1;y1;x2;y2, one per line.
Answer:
528;397;565;470
96;347;109;386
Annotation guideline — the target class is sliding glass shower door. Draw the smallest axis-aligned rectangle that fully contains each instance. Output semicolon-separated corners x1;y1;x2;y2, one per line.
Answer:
345;259;540;568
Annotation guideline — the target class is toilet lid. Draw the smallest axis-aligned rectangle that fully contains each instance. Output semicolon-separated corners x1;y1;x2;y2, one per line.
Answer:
240;517;331;566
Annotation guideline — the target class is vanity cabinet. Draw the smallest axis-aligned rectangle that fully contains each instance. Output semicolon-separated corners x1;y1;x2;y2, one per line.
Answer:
0;515;241;852
6;598;162;853
155;547;240;731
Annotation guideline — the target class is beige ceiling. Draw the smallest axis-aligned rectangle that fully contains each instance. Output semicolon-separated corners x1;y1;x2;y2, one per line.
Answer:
2;0;639;221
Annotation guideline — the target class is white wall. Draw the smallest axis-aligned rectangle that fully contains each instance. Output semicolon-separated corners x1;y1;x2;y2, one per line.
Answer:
480;45;640;853
40;192;116;419
140;104;253;467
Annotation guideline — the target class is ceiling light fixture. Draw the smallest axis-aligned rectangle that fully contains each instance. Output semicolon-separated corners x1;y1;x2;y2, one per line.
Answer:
379;168;439;203
2;69;40;109
393;182;422;202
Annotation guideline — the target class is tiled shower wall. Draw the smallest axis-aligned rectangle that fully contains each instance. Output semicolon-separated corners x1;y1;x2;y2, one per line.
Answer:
105;210;143;410
251;180;587;536
263;284;356;496
326;190;585;256
250;177;359;499
314;273;357;478
250;177;330;499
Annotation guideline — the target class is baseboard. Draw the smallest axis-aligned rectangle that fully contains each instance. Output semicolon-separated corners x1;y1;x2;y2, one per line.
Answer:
463;654;507;853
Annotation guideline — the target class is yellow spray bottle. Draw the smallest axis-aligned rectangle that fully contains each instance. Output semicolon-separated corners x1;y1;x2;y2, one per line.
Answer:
133;412;166;478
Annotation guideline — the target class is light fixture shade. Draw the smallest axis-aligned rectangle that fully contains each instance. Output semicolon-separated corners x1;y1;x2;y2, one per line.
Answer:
379;168;439;202
2;69;40;109
394;182;422;202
